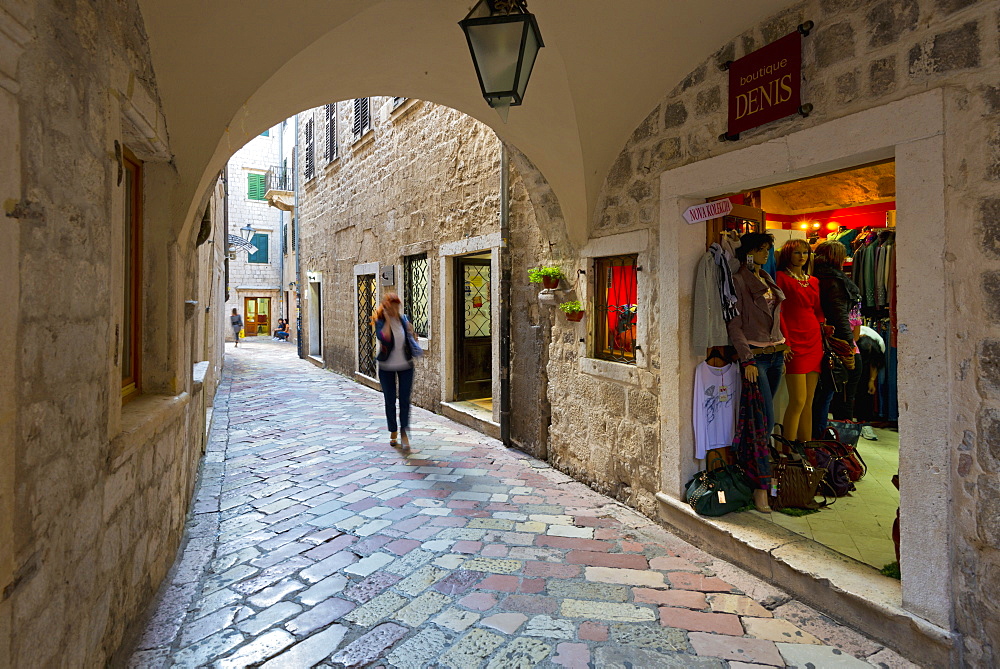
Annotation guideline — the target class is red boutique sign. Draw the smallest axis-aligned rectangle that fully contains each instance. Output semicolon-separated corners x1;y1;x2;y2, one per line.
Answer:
727;31;802;137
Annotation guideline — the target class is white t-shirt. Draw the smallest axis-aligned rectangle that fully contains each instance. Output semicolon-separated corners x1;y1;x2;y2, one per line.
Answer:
859;325;885;353
693;361;741;460
379;318;411;371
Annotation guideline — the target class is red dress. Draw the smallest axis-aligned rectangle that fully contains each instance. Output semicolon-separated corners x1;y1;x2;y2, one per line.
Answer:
777;271;824;374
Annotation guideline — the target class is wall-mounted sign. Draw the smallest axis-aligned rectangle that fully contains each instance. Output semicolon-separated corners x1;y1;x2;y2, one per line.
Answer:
726;30;803;138
380;265;395;285
227;234;258;256
683;199;733;224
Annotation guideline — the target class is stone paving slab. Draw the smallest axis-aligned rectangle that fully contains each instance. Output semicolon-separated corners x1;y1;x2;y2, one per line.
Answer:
127;340;912;667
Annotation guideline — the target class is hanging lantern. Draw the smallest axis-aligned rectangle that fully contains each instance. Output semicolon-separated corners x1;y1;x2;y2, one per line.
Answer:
459;0;544;121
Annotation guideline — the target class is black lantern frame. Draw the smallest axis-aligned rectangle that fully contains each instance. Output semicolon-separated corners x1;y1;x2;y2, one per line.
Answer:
459;0;544;109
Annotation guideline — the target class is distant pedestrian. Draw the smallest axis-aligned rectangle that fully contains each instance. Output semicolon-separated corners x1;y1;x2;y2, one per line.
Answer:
374;293;419;451
230;308;243;347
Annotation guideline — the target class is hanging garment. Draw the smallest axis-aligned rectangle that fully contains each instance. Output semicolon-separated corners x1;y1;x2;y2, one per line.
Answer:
693;251;730;350
731;377;772;489
709;243;739;321
693;361;741;459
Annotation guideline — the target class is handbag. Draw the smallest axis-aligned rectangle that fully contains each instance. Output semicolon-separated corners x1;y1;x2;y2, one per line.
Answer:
769;448;833;510
810;428;867;482
821;339;849;392
826;420;862;448
403;315;424;358
684;453;753;517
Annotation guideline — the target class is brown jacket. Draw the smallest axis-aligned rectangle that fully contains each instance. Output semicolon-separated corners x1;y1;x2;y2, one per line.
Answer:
726;265;785;361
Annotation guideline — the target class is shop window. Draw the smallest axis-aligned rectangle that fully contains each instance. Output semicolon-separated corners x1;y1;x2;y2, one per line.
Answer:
325;103;337;161
594;254;638;364
304;118;315;180
353;98;371;138
122;151;142;400
247;233;269;264
247;172;266;200
404;253;429;337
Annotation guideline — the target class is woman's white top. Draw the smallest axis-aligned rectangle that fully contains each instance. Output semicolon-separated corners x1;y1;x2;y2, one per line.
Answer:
379;318;411;371
693;361;741;459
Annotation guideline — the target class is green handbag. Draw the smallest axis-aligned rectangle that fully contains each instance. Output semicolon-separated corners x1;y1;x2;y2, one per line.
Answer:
684;455;754;517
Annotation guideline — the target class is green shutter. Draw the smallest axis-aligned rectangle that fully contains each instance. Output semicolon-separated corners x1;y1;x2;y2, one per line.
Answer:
247;233;269;263
248;173;266;200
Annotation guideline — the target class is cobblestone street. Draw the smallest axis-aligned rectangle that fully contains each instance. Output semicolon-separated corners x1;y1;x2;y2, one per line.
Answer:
129;340;913;668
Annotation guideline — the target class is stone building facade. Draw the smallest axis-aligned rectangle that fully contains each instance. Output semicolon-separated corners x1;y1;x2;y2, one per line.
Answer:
295;98;551;451
223;124;291;342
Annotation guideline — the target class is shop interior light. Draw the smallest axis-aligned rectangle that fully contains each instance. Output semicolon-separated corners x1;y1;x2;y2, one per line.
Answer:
459;0;544;122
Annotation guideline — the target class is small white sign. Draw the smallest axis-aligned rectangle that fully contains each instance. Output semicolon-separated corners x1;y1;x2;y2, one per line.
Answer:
683;200;733;224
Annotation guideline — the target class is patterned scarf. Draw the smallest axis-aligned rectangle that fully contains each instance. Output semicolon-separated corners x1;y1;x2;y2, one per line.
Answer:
731;377;771;489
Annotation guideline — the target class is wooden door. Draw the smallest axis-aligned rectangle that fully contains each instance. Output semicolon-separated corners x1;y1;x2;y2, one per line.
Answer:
243;297;270;336
455;256;492;400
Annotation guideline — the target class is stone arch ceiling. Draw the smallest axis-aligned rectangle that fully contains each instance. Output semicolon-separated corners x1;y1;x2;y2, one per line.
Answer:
138;0;790;244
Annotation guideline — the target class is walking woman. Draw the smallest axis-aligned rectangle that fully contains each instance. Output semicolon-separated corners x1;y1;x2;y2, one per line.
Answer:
374;293;418;450
230;308;243;347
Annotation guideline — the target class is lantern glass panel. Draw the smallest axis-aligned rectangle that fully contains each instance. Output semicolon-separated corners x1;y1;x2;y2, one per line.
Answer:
466;19;527;97
515;24;540;100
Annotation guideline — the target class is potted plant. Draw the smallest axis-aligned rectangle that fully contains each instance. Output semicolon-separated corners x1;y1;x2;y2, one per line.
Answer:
528;266;564;290
559;300;585;322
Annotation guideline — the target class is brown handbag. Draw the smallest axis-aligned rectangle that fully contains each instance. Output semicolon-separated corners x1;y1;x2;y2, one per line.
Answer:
770;451;833;511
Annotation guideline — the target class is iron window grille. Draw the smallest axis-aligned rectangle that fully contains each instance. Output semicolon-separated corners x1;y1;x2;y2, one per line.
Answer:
325;103;337;161
353;98;371;138
304;118;315;180
357;274;378;378
594;254;638;364
403;253;430;337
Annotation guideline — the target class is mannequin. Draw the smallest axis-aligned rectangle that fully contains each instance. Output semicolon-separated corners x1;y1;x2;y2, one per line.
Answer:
726;232;786;512
775;239;824;444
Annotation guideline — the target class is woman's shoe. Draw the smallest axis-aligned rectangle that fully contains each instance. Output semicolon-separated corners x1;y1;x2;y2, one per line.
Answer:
861;425;878;441
390;431;398;446
753;488;772;513
399;430;410;451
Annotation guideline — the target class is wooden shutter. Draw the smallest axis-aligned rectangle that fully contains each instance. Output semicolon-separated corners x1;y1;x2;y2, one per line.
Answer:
305;119;315;180
353;98;370;137
325;104;337;161
247;173;265;200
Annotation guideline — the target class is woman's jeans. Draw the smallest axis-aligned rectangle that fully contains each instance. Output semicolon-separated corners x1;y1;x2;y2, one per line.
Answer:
752;352;784;436
813;352;863;437
378;367;414;433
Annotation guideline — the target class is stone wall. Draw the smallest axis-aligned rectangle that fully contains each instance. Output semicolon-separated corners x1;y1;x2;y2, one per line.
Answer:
535;0;1000;662
296;100;501;411
1;0;220;665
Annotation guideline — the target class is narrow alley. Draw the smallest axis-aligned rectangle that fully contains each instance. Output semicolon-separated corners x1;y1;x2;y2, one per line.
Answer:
128;341;912;668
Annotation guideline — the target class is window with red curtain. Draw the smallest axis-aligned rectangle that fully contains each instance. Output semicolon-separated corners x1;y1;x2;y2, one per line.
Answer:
594;254;638;363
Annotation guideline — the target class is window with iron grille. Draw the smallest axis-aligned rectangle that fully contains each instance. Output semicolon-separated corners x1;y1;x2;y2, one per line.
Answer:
357;274;377;377
247;172;266;200
291;217;296;251
403;253;429;338
304;118;315;180
325;103;337;161
282;223;288;256
593;254;638;364
247;232;269;264
353;98;371;138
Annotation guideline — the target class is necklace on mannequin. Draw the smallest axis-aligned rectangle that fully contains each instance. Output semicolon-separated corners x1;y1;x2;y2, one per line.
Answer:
785;269;811;288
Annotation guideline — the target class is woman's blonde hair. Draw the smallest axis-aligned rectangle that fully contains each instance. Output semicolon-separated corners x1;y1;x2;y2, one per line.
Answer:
814;240;847;268
776;238;813;273
372;292;402;325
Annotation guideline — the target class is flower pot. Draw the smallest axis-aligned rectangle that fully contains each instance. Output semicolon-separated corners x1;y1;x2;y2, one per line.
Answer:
565;311;585;322
542;276;560;290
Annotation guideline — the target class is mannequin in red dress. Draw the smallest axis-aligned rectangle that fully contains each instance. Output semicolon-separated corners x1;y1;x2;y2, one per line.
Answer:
776;239;824;443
